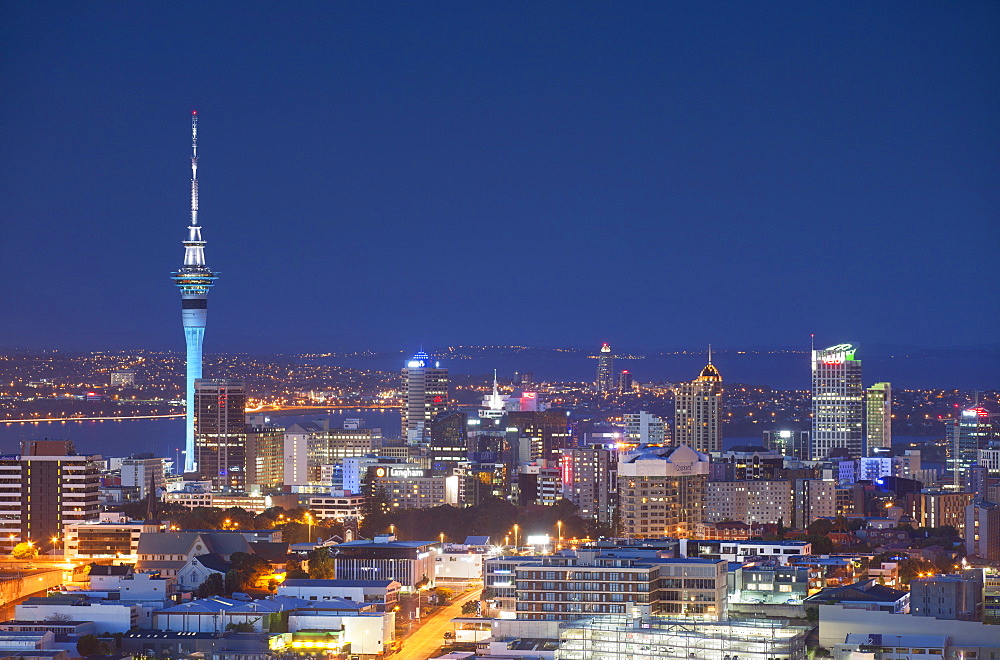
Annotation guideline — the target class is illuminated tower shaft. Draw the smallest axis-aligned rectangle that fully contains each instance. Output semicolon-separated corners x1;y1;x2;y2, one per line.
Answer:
171;112;218;474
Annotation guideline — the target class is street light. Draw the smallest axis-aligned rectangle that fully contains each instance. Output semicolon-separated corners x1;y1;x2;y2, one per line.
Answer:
439;532;445;546
390;523;395;538
513;524;519;551
305;512;313;544
556;521;563;552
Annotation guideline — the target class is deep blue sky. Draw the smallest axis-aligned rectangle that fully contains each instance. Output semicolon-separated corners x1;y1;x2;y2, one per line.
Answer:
2;2;997;354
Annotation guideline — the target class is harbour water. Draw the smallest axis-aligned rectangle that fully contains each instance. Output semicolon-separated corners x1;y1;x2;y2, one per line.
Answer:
0;409;403;460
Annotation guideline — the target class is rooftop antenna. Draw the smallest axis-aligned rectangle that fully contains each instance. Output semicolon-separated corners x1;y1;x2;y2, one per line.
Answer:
707;344;713;364
810;333;815;353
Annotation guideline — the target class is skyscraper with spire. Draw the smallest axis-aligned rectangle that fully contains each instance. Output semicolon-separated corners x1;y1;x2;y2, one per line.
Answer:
674;347;723;453
171;112;218;474
595;343;614;395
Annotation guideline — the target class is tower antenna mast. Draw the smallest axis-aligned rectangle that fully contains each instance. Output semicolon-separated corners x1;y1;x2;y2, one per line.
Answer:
190;111;199;228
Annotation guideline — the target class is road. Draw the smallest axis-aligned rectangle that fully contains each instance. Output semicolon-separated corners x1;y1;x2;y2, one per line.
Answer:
400;588;481;660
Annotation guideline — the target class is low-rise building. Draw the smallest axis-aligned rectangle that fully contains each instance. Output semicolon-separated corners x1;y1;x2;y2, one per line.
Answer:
278;579;400;611
910;570;985;621
332;537;442;591
679;539;811;565
307;492;366;521
16;595;136;633
511;550;727;621
558;613;811;660
64;518;160;563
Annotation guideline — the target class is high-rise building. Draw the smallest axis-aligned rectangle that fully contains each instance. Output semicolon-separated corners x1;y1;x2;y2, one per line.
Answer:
811;343;863;460
429;411;469;474
119;457;166;499
907;491;975;536
172;112;218;475
791;478;838;529
966;500;1000;562
246;415;285;493
0;441;101;550
706;480;792;526
560;447;615;522
194;379;247;491
595;343;614;395
401;351;448;442
618;370;634;395
866;382;892;453
505;410;572;463
946;407;998;487
674;354;723;453
763;429;810;460
618;444;710;538
625;411;667;446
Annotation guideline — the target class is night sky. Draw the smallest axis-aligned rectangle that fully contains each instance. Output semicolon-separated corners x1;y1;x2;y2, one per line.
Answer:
2;3;997;353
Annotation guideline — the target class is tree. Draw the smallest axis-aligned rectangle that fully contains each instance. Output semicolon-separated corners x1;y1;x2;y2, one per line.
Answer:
225;622;256;632
307;547;335;579
285;559;308;580
807;519;834;536
460;600;479;615
800;534;834;554
76;635;101;657
11;542;38;560
226;552;272;593
433;587;453;604
195;573;225;598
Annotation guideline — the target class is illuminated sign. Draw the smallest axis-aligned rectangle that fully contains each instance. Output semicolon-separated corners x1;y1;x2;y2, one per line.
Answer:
779;430;792;439
816;343;857;365
372;466;429;479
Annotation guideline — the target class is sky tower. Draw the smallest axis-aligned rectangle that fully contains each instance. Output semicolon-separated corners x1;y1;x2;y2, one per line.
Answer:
171;112;218;474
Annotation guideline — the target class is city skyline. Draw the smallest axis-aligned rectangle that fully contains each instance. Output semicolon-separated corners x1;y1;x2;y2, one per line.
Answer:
2;3;998;353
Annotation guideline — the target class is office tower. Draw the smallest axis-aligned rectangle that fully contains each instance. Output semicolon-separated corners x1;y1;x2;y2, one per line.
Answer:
560;447;615;522
946;407;998;487
171;112;218;474
763;429;810;460
617;445;710;538
401;351;448;442
966;501;1000;561
246;416;285;493
674;353;723;453
505;410;572;463
516;461;563;507
119;457;166;499
595;343;614;395
0;441;100;550
624;411;667;446
866;382;892;453
618;370;633;395
811;343;863;460
194;379;247;491
965;464;989;501
429;411;469;474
